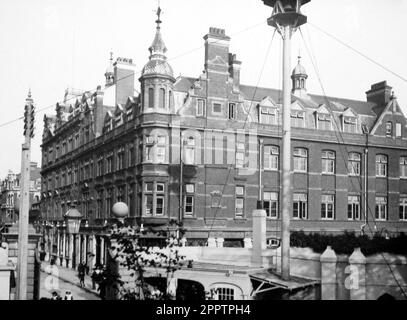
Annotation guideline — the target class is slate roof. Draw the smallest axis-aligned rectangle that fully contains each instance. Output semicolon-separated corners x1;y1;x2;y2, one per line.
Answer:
174;77;379;118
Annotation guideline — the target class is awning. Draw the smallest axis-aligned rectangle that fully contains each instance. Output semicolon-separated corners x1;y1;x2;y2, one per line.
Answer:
249;269;319;296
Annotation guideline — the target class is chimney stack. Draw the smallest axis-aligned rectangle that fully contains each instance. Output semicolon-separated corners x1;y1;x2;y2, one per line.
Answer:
366;81;393;106
229;53;242;90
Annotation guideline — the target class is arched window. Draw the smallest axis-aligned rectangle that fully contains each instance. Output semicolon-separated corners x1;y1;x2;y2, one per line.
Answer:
300;79;305;88
148;88;154;109
296;79;300;89
159;88;166;109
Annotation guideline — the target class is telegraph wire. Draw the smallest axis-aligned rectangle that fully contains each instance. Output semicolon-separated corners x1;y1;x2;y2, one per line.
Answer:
206;29;277;240
300;27;407;299
308;23;407;84
0;20;266;130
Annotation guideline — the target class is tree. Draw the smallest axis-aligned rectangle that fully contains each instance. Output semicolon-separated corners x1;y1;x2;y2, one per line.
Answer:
103;222;187;300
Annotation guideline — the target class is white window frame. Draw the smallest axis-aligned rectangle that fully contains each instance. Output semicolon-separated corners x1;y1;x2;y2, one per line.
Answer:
293;148;308;173
322;151;336;174
376;155;388;177
348;152;361;176
343;117;357;133
348;196;361;221
184;184;195;217
400;157;407;179
321;195;335;220
293;193;308;220
235;186;245;218
236;143;245;168
291;111;305;128
264;192;279;219
228;103;236;120
375;197;387;221
197;99;206;117
317;114;332;131
264;146;279;171
396;122;402;138
399;197;407;221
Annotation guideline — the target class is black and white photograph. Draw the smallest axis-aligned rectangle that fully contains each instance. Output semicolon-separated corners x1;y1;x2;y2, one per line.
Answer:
0;0;406;310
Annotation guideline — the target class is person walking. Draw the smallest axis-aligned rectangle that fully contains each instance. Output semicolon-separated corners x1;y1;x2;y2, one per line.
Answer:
91;265;102;290
64;291;74;300
77;262;86;287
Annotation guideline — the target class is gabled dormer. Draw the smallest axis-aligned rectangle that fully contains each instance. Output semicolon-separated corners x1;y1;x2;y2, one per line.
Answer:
315;104;332;131
103;111;114;133
291;100;306;128
342;107;358;133
259;96;279;125
371;92;406;139
114;104;124;127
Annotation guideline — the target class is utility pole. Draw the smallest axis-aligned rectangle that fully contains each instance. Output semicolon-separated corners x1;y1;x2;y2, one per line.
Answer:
262;0;310;281
17;90;35;300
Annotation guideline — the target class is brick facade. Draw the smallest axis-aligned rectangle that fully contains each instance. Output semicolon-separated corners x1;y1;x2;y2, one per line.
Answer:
39;15;407;267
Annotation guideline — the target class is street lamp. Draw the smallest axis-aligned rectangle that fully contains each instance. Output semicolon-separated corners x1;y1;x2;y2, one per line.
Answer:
64;207;83;235
112;202;129;224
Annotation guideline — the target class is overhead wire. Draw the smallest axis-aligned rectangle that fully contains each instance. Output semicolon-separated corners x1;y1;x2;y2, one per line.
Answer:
300;26;407;299
0;20;266;130
206;29;277;240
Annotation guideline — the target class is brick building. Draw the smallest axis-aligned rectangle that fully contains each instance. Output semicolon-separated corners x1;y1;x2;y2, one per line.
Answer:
0;162;41;227
39;11;407;269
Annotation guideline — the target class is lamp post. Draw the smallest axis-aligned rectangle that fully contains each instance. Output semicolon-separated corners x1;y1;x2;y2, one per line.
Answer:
64;206;82;268
261;0;311;281
112;202;129;224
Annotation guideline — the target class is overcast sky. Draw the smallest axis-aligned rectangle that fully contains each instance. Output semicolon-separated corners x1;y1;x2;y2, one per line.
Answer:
0;0;406;178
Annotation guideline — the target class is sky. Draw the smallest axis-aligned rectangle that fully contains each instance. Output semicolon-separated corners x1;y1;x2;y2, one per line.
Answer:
0;0;406;178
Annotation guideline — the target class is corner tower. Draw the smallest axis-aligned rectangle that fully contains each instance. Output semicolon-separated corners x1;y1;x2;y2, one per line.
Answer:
140;6;175;114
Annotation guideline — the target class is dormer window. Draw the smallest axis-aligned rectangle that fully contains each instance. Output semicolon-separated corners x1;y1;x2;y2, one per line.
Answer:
126;108;133;121
343;116;357;133
317;113;332;131
115;114;123;127
260;107;278;125
291;111;305;128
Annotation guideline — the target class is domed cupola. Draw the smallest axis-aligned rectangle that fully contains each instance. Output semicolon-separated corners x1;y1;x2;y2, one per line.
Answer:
141;7;174;80
140;6;175;113
291;55;309;99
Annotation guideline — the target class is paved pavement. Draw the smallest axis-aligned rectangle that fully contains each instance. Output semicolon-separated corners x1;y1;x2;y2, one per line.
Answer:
40;263;101;300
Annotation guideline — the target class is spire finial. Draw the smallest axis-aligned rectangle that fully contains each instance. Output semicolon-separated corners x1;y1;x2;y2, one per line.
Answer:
155;3;162;29
109;51;113;62
28;88;32;99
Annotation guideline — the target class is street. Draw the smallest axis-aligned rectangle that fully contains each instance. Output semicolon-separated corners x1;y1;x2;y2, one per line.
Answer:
39;271;100;300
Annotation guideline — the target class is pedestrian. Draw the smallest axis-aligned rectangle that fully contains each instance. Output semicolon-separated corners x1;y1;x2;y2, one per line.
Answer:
64;291;74;300
77;262;85;287
91;266;101;290
51;291;61;300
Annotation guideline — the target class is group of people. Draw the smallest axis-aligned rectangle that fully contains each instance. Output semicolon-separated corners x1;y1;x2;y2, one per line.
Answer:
50;291;74;300
77;261;107;299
